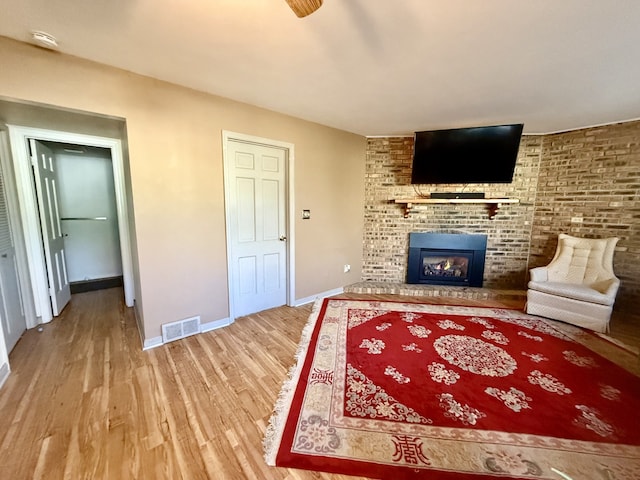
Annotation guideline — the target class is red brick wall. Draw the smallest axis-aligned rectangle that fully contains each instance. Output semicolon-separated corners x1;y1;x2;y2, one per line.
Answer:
530;120;640;310
363;120;639;310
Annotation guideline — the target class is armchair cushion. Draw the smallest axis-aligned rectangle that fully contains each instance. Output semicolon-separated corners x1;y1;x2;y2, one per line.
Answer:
546;234;617;284
527;279;618;306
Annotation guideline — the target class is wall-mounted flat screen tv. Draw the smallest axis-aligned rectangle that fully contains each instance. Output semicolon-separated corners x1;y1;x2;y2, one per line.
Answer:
411;123;524;184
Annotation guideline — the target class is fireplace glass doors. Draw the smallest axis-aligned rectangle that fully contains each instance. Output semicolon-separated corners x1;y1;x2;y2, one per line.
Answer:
407;233;487;287
422;252;471;281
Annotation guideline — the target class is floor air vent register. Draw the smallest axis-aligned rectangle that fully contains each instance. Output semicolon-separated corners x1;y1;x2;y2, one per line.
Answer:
162;316;201;343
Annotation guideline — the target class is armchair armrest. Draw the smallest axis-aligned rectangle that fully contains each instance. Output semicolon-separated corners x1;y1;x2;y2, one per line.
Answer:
529;267;548;282
590;277;620;298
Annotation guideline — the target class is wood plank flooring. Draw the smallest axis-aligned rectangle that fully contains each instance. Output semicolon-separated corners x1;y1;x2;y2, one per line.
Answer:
0;288;637;479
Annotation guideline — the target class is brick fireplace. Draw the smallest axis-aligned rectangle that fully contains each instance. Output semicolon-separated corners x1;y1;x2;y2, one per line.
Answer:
362;136;540;289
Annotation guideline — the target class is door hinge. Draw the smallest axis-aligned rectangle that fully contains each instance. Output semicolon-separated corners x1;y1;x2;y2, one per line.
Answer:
28;139;38;166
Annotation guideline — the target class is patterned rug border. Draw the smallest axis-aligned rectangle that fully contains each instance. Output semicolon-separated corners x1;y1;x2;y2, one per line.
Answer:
264;298;326;465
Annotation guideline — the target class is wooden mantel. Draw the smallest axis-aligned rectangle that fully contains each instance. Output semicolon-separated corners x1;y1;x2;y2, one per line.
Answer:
394;197;519;220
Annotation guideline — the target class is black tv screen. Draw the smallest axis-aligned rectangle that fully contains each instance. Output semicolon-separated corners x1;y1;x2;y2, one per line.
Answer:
411;123;524;184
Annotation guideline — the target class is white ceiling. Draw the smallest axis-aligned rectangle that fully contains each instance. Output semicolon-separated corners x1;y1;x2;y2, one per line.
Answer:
1;0;639;136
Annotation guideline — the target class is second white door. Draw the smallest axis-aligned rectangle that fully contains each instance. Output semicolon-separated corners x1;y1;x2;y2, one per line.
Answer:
226;140;287;318
30;139;71;316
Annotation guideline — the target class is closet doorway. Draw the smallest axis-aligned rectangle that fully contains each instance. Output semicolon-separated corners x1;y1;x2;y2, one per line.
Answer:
7;125;134;326
39;140;124;297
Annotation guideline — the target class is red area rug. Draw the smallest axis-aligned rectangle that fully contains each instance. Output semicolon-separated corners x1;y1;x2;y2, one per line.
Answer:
264;298;640;479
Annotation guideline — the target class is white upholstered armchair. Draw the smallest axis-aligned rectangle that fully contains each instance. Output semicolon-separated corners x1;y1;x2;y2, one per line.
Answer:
526;234;620;333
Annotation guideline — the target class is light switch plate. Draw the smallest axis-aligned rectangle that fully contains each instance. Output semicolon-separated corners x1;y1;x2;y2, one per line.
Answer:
302;209;311;219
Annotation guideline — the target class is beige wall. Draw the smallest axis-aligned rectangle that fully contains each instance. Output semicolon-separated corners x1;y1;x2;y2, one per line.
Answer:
0;37;366;341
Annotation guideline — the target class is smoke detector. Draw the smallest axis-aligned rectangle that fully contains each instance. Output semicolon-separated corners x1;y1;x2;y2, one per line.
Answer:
31;31;59;50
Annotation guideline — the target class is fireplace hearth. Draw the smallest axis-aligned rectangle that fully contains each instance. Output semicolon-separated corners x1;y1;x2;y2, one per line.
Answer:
407;233;487;287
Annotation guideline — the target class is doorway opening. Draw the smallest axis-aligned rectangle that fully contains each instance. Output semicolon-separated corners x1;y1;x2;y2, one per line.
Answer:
40;141;124;296
6;125;134;327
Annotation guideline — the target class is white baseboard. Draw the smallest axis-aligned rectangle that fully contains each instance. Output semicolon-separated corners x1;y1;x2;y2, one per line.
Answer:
141;287;347;351
293;287;344;307
0;362;10;389
142;335;164;350
142;316;234;350
200;317;233;333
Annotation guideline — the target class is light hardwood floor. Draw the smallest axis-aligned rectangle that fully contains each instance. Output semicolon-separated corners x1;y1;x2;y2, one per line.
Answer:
0;288;637;479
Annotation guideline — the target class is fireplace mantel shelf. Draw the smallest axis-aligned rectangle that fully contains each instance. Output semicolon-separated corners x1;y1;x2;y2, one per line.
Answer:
394;198;519;219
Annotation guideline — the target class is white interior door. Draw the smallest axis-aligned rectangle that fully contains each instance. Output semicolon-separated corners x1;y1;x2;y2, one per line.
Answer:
227;140;287;317
29;139;71;316
0;162;25;352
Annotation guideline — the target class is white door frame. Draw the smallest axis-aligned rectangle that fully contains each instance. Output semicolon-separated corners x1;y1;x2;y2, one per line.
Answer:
222;131;295;320
6;125;134;326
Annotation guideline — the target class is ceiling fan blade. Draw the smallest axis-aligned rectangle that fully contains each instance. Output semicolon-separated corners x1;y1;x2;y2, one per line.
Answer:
285;0;323;18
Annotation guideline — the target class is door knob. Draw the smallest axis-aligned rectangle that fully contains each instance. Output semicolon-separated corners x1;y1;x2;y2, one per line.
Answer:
279;235;287;241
